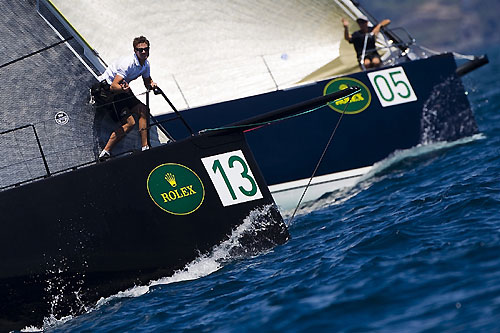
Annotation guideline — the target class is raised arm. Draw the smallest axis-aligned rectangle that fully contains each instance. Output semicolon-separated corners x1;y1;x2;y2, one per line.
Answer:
341;18;351;41
372;19;391;36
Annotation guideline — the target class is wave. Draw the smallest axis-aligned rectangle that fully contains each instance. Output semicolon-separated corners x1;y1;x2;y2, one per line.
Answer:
24;205;282;332
286;133;485;220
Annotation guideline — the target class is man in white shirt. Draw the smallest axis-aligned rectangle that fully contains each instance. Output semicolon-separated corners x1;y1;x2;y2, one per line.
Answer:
97;36;157;161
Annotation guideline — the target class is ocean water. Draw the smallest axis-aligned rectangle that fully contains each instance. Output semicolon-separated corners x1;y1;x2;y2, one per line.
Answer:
39;46;499;332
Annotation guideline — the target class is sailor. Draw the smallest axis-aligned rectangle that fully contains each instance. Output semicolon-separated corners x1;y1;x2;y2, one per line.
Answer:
341;16;391;69
95;36;158;161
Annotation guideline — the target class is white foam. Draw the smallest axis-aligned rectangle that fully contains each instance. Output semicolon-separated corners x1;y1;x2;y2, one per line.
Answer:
33;205;276;331
361;133;485;181
93;205;275;306
21;326;44;332
284;133;485;219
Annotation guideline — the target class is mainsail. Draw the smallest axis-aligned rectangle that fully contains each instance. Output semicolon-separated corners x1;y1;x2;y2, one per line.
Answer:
49;0;387;113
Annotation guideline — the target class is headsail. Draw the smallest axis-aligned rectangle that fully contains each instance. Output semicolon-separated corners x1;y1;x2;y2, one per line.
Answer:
0;0;153;188
0;1;98;187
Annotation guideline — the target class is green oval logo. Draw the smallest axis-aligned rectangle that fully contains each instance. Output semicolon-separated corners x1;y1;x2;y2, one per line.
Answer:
323;77;371;114
147;163;205;215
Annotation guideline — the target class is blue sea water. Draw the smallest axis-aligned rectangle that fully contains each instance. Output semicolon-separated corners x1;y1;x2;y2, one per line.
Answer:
43;46;499;332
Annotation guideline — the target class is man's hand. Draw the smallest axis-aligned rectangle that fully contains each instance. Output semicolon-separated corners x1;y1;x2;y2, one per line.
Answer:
120;80;130;91
341;18;349;28
111;75;129;93
144;77;157;91
380;19;391;27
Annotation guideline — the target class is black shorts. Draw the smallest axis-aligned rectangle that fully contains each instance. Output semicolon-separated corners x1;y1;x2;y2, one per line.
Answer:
110;91;142;121
358;51;381;62
92;81;143;121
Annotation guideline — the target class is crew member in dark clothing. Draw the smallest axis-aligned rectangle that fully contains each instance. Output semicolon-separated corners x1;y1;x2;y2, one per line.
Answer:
341;16;391;69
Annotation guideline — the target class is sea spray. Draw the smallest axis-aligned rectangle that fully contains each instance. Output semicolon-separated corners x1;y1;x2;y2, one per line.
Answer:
421;76;479;144
34;204;287;331
95;205;286;307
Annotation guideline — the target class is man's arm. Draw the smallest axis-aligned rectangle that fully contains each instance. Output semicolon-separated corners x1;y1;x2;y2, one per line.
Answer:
341;18;351;41
110;74;129;93
143;76;157;90
372;19;391;36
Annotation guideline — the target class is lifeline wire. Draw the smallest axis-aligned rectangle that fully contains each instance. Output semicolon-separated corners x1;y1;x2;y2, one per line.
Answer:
288;94;354;224
92;89;150;110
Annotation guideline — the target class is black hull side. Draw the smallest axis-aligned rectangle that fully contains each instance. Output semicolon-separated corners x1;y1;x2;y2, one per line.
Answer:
0;132;288;331
158;53;478;186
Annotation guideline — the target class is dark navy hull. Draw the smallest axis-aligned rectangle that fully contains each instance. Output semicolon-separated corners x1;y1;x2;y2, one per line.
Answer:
0;132;288;331
158;54;477;203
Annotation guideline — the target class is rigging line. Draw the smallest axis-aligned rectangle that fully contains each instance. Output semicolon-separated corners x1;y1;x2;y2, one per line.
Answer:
288;95;353;225
172;74;190;109
0;37;74;70
92;89;150;110
13;128;35;181
200;90;359;133
41;118;63;173
261;55;279;90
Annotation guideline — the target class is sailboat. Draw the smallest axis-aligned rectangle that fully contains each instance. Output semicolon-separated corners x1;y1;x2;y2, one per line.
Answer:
0;0;487;330
0;0;359;330
46;0;488;211
2;0;370;330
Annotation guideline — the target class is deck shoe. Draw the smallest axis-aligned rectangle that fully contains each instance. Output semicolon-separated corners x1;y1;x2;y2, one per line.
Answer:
141;145;150;151
98;150;111;162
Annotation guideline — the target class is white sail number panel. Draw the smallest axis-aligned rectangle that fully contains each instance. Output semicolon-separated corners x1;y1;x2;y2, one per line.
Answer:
202;150;263;207
368;67;417;107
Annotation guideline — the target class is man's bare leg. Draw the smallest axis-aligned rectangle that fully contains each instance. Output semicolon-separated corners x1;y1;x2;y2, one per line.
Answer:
103;115;136;152
135;104;150;149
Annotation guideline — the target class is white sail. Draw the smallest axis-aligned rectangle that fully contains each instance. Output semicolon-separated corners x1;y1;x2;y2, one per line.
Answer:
49;0;385;115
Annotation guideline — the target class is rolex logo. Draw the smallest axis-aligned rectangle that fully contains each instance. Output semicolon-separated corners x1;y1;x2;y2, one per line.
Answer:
165;172;177;187
148;163;205;215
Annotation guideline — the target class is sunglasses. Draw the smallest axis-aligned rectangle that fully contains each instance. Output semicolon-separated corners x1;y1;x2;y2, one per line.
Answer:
135;47;150;53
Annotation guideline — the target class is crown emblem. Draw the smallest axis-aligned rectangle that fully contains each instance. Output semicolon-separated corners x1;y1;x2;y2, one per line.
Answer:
164;172;177;187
